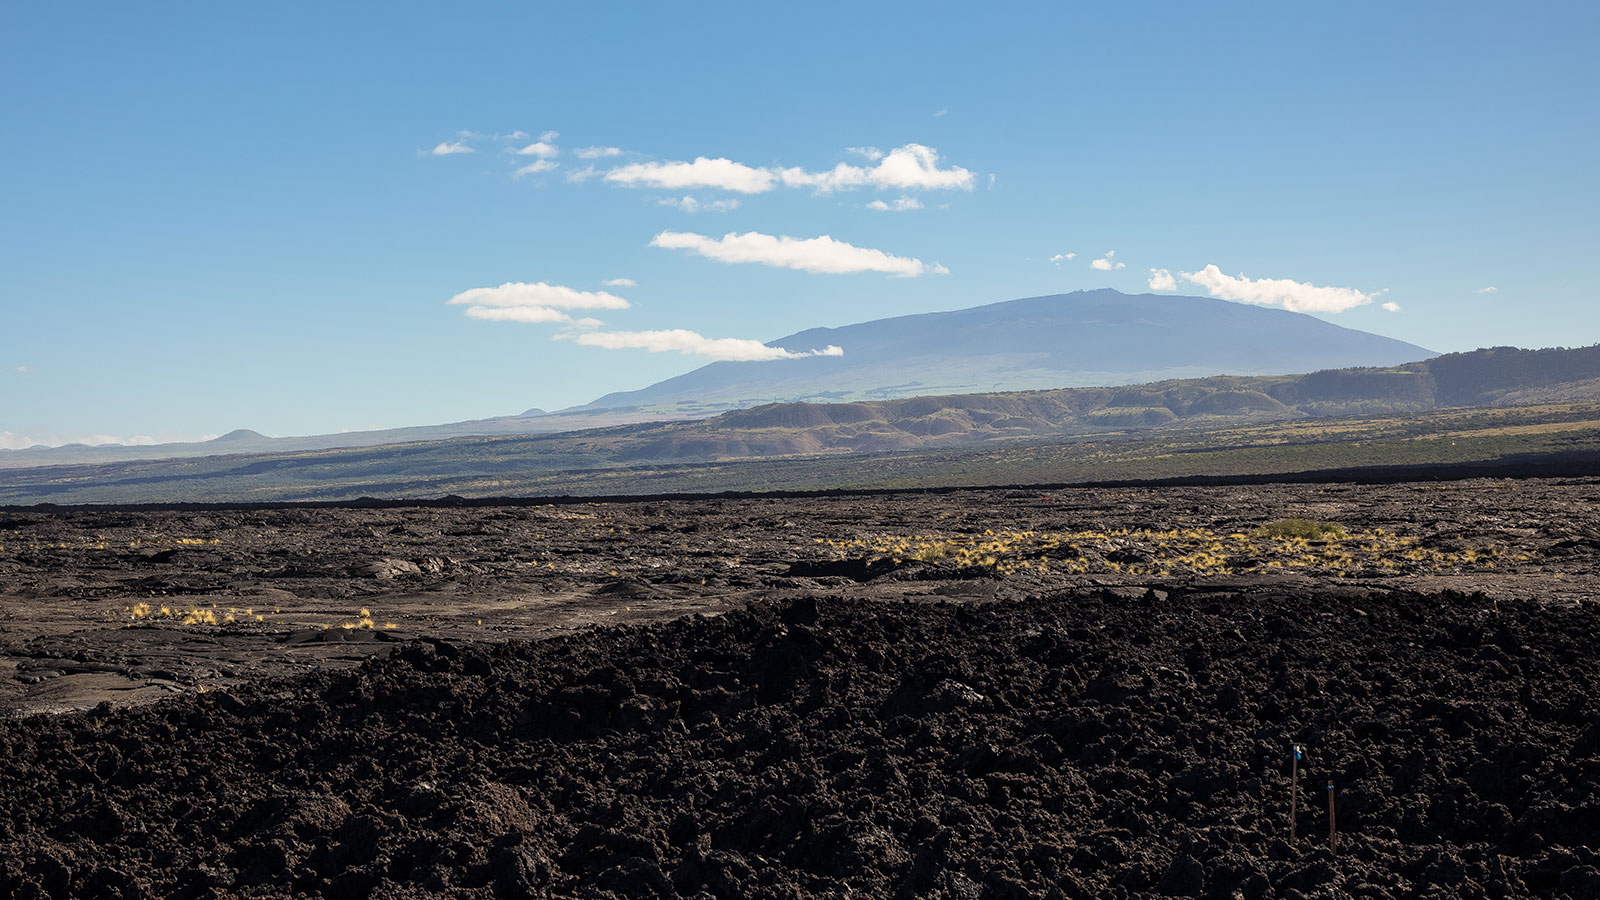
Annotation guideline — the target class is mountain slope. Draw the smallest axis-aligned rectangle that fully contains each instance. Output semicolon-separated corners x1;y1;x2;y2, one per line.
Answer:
582;289;1436;411
8;344;1600;504
0;408;712;470
3;290;1433;469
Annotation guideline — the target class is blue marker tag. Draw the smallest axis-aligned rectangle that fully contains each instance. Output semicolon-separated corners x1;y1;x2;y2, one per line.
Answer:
1295;747;1302;759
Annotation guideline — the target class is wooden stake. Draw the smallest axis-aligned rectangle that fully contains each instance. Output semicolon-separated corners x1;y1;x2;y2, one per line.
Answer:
1289;744;1300;847
1328;780;1337;855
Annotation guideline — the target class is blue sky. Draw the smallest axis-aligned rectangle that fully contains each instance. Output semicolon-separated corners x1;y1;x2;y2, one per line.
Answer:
3;2;1596;447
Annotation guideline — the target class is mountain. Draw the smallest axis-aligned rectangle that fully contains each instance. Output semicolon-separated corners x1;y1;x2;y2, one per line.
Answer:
8;344;1600;505
0;290;1434;470
211;429;268;443
579;289;1436;412
599;344;1600;460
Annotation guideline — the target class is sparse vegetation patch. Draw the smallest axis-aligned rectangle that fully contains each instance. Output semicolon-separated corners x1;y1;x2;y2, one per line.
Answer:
819;520;1504;580
1252;518;1348;541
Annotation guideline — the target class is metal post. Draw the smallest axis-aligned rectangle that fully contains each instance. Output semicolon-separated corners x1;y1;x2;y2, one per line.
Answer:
1328;780;1337;855
1289;744;1300;847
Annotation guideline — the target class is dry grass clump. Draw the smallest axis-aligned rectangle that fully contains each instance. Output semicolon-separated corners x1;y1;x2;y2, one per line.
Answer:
181;608;219;626
338;608;393;630
819;521;1506;580
1252;518;1348;541
122;604;265;627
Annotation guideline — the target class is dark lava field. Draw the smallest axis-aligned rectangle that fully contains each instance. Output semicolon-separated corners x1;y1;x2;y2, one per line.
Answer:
2;478;1599;898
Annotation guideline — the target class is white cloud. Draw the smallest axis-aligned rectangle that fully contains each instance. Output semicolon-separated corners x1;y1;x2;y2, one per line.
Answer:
660;195;742;213
604;157;776;194
449;279;844;363
1180;264;1377;313
1148;268;1177;291
430;141;475;156
1382;301;1402;312
934;108;948;117
464;305;575;324
1475;286;1498;294
566;165;600;183
451;281;631;329
775;144;973;193
1050;252;1076;266
564;329;844;361
602;278;636;288
575;146;625;159
866;195;923;212
651;230;943;277
514;159;559;177
447;281;631;311
514;141;559;158
539;130;559;143
846;146;884;160
15;365;31;373
987;173;996;189
598;144;973;195
1090;250;1125;271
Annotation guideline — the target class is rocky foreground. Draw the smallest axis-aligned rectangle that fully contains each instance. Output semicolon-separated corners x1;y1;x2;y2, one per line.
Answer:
3;479;1599;898
2;585;1598;899
5;479;1599;716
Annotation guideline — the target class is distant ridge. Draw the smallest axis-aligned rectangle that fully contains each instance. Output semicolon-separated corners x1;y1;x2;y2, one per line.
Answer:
0;291;1442;470
211;429;267;443
5;343;1600;504
578;289;1436;413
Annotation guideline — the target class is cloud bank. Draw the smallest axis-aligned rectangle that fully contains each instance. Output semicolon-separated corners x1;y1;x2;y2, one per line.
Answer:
564;330;843;361
448;282;630;311
599;144;972;195
449;280;842;362
651;230;945;277
604;157;775;194
464;306;576;324
448;281;630;325
1180;265;1377;313
775;144;973;193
